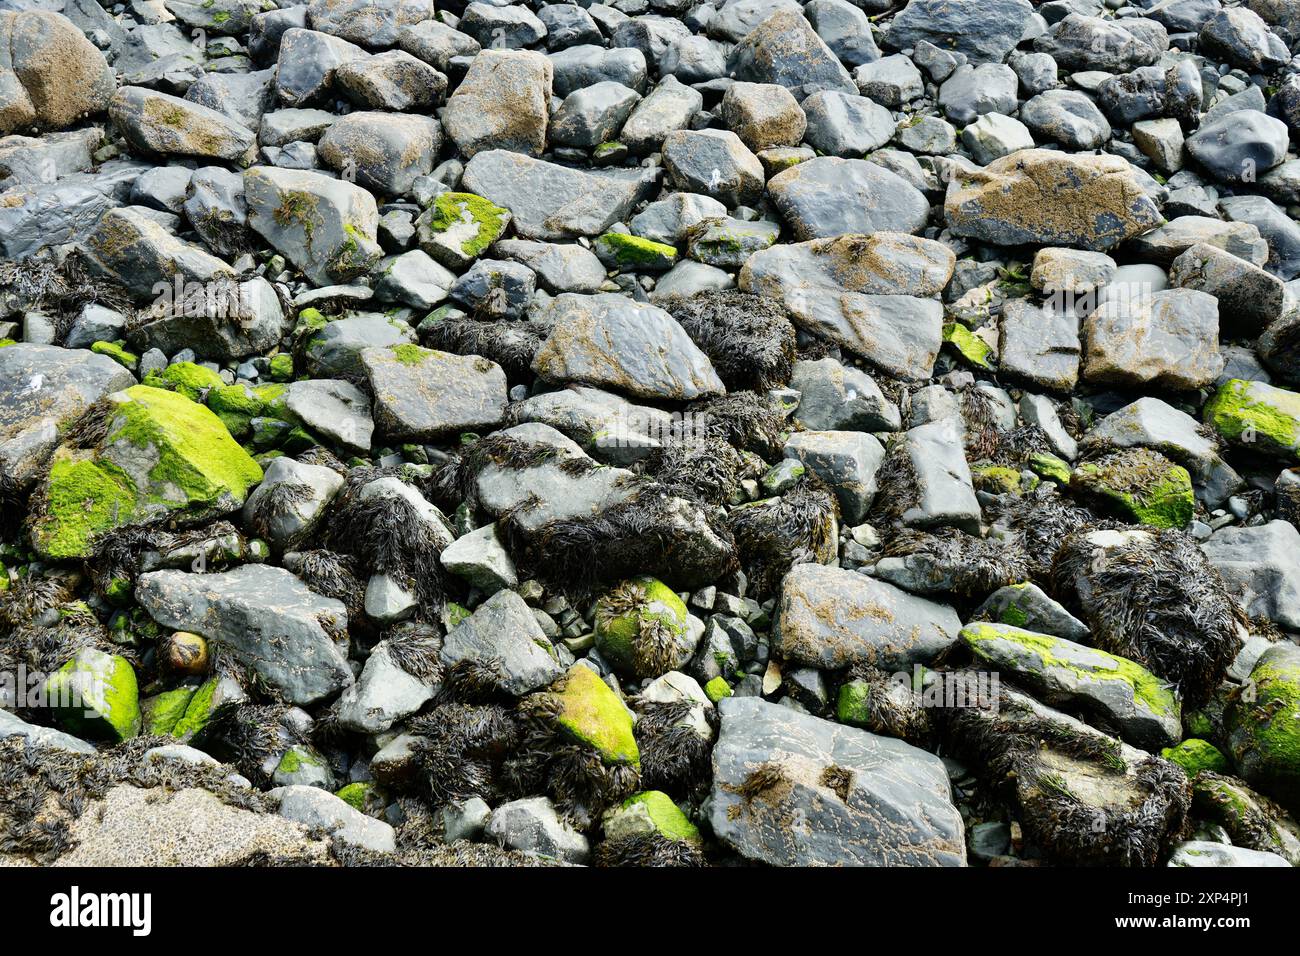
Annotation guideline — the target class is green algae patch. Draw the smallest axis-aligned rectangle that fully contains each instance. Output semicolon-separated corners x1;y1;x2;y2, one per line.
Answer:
390;343;432;366
171;677;219;738
1028;451;1072;484
268;352;294;381
90;340;139;372
971;463;1028;495
144;361;225;400
594;231;678;271
836;678;871;726
622;791;701;843
206;381;288;438
593;576;690;680
336;781;377;812
44;648;141;742
1204;379;1300;462
942;322;995;370
31;386;263;559
142;686;197;736
1161;738;1229;777
1070;448;1193;529
551;665;640;767
961;621;1179;720
705;675;733;704
428;192;510;258
1226;643;1300;802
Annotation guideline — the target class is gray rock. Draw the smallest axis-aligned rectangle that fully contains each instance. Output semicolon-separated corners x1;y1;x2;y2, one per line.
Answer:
1185;110;1289;185
549;44;648;98
1021;89;1111;150
439;522;517;593
486;796;588;863
623;82;703;155
901;418;981;531
741;233;951;378
0;708;95;753
801;90;894;156
998;300;1081;392
0;343;135;490
975;582;1090;642
775;563;961;669
185;68;277;131
450;259;537;318
1132;118;1185;175
280;379;374;453
110;87;255;162
789;357;902;432
727;7;856;99
1035;13;1163;72
243;166;382;285
459;1;547;48
306;0;432;47
0;9;116;136
494;239;606;294
508;385;675;465
398;19;480;72
1201;520;1300;632
183;166;249;259
886;0;1033;63
709;696;966;865
64;304;128;350
374;250;458;310
242;456;344;549
274;28;369;107
550;81;641;149
82;205;233;299
361;345;506;442
274;785;396;853
1169;841;1292;867
661;128;764;207
960;113;1035;165
1200;7;1290;73
720;81;806;152
766;156;929;240
1126;215;1268;267
1081;288;1222;390
259;107;338;147
805;0;881;68
441;589;564;695
443;796;492;843
443;49;552;159
128;277;289;363
532;292;724;400
137;565;353;706
1219;194;1300;282
335;639;437;734
938;63;1018;125
318;112;441;197
303;314;416;379
959;622;1180;750
783;430;886;522
460;149;658;240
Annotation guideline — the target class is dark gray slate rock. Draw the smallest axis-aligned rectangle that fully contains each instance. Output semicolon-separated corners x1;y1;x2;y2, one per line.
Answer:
709;696;966;865
789;357;902;432
361;345;507;442
440;589;565;695
1081;288;1222;390
241;456;344;549
886;0;1034;63
766;156;929;240
486;796;589;863
1185;110;1289;185
317;112;442;196
461;150;659;240
998;300;1081;392
274;28;369;107
136;565;353;705
727;8;856;99
1201;521;1300;632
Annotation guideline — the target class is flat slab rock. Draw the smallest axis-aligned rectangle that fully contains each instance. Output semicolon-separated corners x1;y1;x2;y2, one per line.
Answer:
136;564;353;706
709;696;967;866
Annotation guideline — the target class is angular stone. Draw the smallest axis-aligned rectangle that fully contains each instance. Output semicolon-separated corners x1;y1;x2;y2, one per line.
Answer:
442;49;552;159
137;564;352;705
886;0;1034;63
727;8;855;99
783;430;885;523
998;300;1081;392
317;112;442;196
1201;521;1300;632
901;418;981;531
767;156;929;240
1081;288;1221;390
709;696;966;865
361;345;507;442
440;589;564;696
661;128;764;207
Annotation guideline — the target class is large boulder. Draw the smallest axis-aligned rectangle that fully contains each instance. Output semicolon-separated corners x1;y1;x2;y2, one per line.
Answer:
136;564;353;706
945;149;1163;251
0;11;116;135
29;385;263;560
766;156;929;241
709;697;966;865
442;49;552;159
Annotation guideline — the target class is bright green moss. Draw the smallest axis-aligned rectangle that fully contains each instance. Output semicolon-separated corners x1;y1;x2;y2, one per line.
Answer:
428;192;510;258
171;677;218;738
35;454;138;559
90;339;138;371
335;781;374;812
0;338;16;347
622;791;701;843
268;352;294;381
44;648;141;742
206;381;287;438
143;686;197;736
1204;379;1300;461
1028;451;1072;484
1229;648;1300;794
942;322;995;370
837;679;871;726
705;675;732;704
552;665;640;767
592;576;688;677
971;464;1024;495
1161;738;1229;777
961;622;1179;719
144;361;224;401
1071;453;1194;529
390;343;431;366
594;231;678;269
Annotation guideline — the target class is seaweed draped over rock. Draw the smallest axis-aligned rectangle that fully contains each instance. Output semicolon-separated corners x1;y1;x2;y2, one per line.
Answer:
662;289;797;392
727;482;838;599
421;314;542;380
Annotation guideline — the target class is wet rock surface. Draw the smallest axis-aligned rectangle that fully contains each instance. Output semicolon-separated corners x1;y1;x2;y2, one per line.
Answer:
1;0;1300;873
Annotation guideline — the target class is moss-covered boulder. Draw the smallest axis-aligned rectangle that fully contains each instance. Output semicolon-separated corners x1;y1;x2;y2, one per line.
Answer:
143;361;225;401
942;321;996;370
170;676;223;738
1070;447;1194;528
550;665;640;767
1161;738;1230;777
602;790;701;844
593;231;678;272
30;385;263;559
1226;643;1300;810
961;621;1181;750
1204;379;1300;462
43;647;141;742
593;576;696;680
416;191;511;270
705;675;733;704
141;686;197;736
1192;771;1300;865
205;381;288;439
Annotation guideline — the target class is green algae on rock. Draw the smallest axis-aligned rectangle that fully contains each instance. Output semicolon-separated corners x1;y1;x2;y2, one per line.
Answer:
1204;378;1300;462
603;790;701;844
1160;738;1229;778
550;664;640;767
30;385;263;559
1070;447;1194;528
1226;642;1300;811
593;576;694;680
43;647;141;742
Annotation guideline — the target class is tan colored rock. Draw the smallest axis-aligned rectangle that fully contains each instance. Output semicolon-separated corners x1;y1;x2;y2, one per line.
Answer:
0;11;116;135
442;49;552;158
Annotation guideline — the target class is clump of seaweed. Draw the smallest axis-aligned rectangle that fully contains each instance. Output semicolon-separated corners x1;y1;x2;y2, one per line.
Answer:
687;391;788;460
631;698;715;799
727;482;838;598
404;703;519;805
421;315;542;380
877;527;1031;598
664;290;796;391
593;832;706;867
